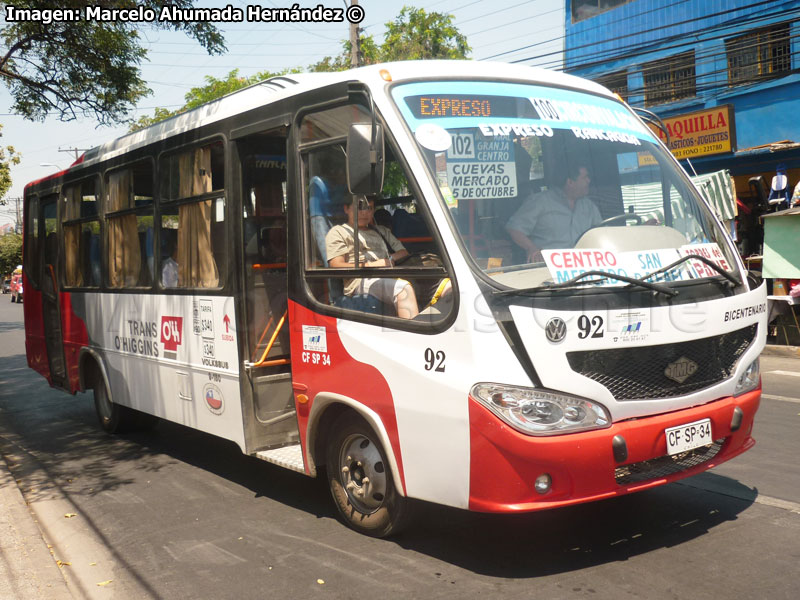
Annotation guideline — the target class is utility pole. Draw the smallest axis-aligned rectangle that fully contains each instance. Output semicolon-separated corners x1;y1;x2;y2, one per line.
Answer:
14;196;21;233
349;0;361;68
59;146;90;161
0;197;22;233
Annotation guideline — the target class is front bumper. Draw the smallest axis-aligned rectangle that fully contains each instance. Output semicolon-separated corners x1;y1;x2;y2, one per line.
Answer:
468;387;760;512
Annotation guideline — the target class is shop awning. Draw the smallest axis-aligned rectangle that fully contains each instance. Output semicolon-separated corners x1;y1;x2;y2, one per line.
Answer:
691;170;737;221
621;169;737;222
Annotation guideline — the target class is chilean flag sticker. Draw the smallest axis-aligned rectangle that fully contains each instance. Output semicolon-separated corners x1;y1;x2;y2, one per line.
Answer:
203;383;224;415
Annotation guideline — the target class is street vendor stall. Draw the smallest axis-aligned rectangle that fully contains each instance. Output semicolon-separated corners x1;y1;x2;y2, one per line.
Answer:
762;206;800;344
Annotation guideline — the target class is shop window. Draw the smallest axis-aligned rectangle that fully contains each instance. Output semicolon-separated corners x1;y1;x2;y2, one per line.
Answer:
106;161;154;288
643;51;696;107
571;0;632;22
727;24;791;86
158;143;226;289
594;70;629;103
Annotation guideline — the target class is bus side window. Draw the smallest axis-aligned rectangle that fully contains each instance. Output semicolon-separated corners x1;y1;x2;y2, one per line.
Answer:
24;196;40;288
105;161;154;288
159;142;226;289
62;178;101;287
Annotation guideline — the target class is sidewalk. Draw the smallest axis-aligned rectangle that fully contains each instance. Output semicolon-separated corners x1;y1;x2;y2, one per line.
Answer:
0;448;74;599
762;343;800;358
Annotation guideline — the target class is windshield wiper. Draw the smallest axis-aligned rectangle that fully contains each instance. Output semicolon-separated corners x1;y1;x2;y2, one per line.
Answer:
640;253;741;287
497;269;678;296
494;253;740;297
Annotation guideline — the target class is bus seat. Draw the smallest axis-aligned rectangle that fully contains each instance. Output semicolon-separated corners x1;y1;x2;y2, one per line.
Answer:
89;233;101;285
392;208;434;253
145;226;154;280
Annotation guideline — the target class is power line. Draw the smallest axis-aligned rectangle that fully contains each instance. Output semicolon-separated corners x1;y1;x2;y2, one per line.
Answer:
480;0;693;60
504;3;798;70
563;5;800;71
486;0;791;66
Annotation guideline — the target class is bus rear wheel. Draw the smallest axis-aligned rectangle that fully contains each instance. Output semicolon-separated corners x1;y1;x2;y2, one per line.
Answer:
325;413;411;537
92;376;156;434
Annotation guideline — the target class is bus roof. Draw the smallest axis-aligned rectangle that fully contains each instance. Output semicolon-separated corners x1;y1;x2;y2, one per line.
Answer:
27;60;613;187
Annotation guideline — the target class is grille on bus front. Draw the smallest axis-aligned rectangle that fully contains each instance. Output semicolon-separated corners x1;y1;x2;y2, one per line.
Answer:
615;438;725;485
566;325;757;401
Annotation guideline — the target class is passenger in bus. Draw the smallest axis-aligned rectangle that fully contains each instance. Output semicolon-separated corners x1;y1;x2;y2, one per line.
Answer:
326;196;419;319
161;231;179;288
506;164;601;263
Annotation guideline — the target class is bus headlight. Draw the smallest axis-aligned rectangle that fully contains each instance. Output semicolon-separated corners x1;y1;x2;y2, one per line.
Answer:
470;383;611;436
734;358;760;396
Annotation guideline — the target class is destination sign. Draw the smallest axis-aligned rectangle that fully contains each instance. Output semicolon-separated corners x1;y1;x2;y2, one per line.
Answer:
405;95;538;119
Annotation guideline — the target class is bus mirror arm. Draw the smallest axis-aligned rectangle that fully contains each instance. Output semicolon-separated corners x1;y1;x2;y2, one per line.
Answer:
346;83;385;197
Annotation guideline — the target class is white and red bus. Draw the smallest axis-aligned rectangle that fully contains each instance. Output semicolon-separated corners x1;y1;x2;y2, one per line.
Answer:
23;61;766;536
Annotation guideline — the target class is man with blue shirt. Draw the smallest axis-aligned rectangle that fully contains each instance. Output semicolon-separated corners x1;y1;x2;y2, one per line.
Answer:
506;164;601;263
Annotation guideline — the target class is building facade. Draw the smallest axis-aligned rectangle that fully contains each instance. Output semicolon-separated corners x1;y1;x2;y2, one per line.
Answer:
564;0;800;211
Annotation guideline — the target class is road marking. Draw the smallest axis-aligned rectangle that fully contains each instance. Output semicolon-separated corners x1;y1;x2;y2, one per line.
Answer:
677;480;800;514
762;393;800;405
765;370;800;377
755;495;800;514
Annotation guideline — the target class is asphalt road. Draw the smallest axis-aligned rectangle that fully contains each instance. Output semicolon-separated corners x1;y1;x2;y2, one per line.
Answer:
1;297;799;599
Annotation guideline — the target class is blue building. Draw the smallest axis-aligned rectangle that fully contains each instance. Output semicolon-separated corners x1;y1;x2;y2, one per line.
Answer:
563;0;800;216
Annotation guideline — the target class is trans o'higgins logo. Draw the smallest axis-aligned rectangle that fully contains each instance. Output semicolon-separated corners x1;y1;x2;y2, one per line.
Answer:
664;356;698;383
161;316;183;359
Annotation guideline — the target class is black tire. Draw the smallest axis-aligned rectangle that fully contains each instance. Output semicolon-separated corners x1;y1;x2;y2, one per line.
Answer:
93;376;138;434
326;413;411;537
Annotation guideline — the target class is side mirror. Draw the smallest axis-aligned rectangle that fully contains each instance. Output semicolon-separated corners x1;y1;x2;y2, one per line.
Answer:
347;122;384;195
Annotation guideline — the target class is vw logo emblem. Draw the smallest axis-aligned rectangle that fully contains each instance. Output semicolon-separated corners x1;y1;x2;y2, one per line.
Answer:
545;317;567;343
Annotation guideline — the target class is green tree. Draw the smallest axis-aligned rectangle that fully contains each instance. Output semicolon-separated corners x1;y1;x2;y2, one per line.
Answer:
310;6;469;72
381;6;470;61
0;232;22;276
0;1;225;125
0;124;21;200
310;35;381;72
130;67;300;132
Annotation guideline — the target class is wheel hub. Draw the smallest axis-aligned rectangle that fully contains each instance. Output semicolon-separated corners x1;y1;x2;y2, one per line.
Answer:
339;433;388;514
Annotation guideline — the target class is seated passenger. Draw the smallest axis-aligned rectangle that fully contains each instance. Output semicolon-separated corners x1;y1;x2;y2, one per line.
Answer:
161;231;179;288
326;197;419;319
506;164;601;263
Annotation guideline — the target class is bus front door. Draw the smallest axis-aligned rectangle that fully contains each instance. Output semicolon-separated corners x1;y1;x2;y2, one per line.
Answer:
40;194;67;388
237;128;299;453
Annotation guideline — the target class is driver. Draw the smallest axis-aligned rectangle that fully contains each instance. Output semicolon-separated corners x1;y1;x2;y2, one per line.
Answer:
326;196;419;319
506;164;601;263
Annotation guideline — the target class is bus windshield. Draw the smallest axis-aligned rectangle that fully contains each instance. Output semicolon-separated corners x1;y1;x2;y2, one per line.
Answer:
391;80;739;291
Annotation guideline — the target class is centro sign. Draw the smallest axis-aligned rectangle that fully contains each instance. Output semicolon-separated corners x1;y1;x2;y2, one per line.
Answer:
161;316;183;352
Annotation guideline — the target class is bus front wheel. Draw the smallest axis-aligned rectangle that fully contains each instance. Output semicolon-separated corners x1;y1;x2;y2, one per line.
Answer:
326;413;411;537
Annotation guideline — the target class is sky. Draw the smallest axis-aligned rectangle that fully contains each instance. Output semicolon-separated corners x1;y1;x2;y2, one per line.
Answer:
0;0;566;229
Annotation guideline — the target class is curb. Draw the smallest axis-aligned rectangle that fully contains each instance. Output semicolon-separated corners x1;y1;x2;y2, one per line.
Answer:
0;446;75;599
762;344;800;359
